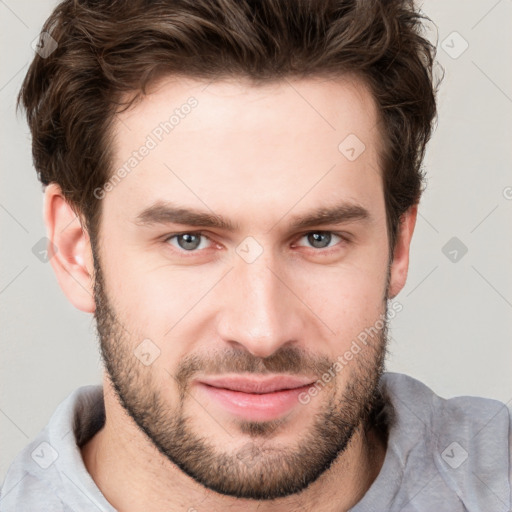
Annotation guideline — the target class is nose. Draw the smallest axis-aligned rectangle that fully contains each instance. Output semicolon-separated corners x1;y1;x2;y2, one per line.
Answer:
215;250;304;359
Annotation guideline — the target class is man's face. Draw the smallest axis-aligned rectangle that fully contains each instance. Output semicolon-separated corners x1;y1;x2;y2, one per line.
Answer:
92;76;392;499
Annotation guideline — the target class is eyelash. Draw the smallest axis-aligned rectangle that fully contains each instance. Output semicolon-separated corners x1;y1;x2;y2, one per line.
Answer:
163;231;350;255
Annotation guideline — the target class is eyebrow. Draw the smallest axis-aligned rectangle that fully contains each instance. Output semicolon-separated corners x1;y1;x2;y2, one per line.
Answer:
134;200;370;232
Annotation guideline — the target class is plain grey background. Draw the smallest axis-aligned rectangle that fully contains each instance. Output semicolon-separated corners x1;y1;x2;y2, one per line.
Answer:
1;0;511;484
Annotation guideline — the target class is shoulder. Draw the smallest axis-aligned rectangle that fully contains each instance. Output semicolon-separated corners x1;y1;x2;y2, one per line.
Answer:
1;470;66;512
379;372;511;511
379;372;510;436
1;385;105;511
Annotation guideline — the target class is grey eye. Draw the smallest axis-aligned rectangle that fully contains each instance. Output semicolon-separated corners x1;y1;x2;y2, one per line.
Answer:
165;232;213;253
164;233;208;251
307;232;332;249
177;233;202;250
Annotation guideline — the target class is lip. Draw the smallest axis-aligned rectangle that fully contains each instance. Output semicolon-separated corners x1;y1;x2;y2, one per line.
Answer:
198;375;315;393
195;375;316;422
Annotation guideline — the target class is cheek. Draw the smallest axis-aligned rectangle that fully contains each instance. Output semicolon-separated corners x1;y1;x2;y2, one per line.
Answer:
293;258;388;344
102;254;218;341
99;219;389;356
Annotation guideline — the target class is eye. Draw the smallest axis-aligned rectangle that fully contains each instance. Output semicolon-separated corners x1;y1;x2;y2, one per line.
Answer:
165;232;212;252
295;231;345;250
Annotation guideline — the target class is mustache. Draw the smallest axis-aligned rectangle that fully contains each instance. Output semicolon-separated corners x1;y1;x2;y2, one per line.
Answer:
174;345;334;392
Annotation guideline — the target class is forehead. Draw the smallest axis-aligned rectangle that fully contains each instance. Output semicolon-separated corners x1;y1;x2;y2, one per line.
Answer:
115;74;381;150
106;75;384;229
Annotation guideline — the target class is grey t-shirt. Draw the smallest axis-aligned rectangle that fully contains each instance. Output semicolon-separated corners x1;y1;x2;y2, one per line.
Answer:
1;372;511;511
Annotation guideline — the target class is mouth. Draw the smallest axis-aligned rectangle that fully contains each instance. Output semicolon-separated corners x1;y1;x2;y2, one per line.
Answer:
194;375;316;422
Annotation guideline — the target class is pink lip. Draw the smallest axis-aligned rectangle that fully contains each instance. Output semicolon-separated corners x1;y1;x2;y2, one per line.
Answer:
199;375;315;393
195;375;316;421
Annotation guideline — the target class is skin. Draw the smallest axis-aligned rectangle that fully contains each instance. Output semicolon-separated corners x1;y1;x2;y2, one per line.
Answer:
44;75;417;511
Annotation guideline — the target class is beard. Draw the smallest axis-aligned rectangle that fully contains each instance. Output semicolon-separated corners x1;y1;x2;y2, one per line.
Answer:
91;242;389;501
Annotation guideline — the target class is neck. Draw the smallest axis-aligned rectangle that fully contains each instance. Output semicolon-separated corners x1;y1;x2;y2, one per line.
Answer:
81;377;387;512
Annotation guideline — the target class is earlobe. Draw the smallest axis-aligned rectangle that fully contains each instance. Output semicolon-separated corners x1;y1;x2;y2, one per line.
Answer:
44;183;96;313
387;204;418;300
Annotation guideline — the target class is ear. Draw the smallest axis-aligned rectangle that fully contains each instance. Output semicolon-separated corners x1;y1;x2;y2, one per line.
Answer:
43;183;96;313
387;204;418;299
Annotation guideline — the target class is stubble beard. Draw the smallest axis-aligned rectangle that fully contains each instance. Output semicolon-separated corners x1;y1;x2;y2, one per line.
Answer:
91;244;388;500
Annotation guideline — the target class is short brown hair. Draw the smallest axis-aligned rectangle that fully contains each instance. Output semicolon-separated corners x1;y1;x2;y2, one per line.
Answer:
18;0;439;252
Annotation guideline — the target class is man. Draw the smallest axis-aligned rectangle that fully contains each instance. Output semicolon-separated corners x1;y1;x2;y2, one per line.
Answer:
1;0;510;510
